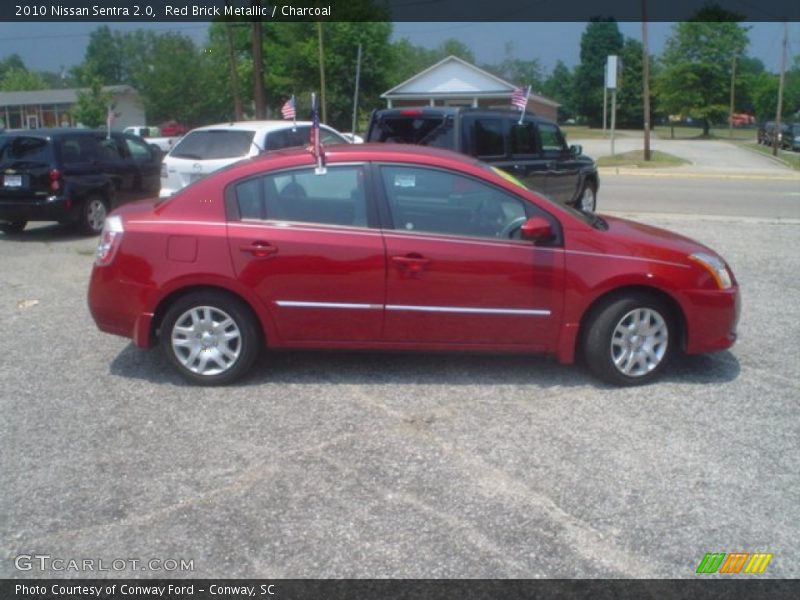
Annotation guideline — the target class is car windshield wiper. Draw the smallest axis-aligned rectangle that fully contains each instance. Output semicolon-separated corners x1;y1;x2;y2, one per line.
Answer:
590;214;609;230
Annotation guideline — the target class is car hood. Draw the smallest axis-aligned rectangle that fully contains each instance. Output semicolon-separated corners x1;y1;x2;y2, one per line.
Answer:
596;215;719;265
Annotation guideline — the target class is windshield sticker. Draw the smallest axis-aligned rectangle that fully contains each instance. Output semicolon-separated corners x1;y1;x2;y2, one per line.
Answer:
394;174;416;188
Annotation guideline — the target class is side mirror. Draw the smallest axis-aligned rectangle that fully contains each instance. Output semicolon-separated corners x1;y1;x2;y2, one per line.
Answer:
570;144;583;156
520;216;553;242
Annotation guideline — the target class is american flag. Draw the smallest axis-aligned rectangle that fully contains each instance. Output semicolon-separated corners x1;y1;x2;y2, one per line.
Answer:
511;86;530;110
281;96;296;120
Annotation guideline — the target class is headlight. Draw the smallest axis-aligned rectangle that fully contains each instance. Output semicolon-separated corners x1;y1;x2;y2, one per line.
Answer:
689;252;732;289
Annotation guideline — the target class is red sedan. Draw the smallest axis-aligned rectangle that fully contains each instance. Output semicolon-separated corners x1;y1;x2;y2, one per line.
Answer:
88;144;739;386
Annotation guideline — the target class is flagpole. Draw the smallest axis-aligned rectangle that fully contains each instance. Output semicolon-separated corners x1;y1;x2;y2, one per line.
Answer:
292;94;296;131
518;86;530;124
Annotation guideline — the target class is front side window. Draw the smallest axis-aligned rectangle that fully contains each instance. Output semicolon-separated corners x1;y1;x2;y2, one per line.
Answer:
125;136;154;162
538;123;566;155
235;165;369;228
380;165;528;240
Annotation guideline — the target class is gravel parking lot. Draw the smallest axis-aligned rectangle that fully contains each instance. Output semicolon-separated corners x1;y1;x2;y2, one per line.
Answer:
1;213;798;578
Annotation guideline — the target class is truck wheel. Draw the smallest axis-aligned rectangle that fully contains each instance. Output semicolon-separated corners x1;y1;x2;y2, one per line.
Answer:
577;181;597;212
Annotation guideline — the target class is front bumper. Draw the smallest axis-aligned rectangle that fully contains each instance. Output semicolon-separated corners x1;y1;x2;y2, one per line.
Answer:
681;285;741;354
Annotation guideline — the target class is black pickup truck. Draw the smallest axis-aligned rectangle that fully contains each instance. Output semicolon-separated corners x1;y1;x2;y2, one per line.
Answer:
366;107;599;212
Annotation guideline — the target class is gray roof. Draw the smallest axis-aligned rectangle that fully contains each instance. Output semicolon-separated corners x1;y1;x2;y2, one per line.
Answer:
0;85;137;107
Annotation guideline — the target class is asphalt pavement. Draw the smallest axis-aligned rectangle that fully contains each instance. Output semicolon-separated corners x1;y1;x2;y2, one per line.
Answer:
1;204;798;578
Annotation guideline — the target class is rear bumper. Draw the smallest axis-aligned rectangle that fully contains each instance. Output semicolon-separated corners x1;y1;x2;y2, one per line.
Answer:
681;286;741;354
88;265;156;348
0;195;76;223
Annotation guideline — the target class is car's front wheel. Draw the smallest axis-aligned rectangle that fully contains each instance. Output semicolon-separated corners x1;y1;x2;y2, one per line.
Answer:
0;220;26;234
577;181;597;212
159;291;261;385
583;293;675;385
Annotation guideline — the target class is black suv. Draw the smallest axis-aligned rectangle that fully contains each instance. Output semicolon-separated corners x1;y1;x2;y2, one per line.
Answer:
366;107;599;211
0;128;161;235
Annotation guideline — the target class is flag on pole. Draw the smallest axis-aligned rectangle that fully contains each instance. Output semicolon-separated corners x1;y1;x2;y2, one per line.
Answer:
310;93;326;174
281;95;296;120
511;85;531;123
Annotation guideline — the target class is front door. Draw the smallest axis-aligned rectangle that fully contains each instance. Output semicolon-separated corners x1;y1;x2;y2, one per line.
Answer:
377;164;563;348
226;164;386;343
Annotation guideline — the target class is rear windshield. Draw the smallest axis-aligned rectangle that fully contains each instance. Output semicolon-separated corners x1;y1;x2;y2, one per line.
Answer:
368;114;454;148
170;130;255;160
0;135;52;168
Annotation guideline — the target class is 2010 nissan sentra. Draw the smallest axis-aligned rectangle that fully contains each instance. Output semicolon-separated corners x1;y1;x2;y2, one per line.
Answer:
88;144;740;386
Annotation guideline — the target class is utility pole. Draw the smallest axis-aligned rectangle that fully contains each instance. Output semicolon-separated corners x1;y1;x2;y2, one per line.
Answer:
728;54;737;139
351;43;362;136
641;0;651;161
318;22;327;123
772;23;787;157
251;9;266;119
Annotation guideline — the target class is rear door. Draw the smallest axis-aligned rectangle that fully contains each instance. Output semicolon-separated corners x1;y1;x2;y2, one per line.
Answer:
0;135;53;203
121;134;161;196
226;164;386;343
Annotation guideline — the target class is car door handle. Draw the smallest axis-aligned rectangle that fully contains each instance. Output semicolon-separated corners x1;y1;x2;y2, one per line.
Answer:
239;242;278;258
392;254;431;273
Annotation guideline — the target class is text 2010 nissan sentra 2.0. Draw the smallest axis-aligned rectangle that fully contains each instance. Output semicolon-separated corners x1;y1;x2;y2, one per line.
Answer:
88;144;740;386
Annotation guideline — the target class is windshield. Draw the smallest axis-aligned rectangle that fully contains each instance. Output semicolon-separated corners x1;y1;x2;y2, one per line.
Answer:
170;130;255;160
0;135;52;168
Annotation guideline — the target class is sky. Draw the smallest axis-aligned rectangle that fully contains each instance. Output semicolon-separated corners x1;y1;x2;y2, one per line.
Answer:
0;21;797;78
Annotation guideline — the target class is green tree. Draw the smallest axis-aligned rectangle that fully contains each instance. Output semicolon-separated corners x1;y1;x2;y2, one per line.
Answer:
0;67;47;91
486;42;543;90
542;61;575;122
574;19;624;126
73;77;113;128
655;18;749;136
387;38;440;85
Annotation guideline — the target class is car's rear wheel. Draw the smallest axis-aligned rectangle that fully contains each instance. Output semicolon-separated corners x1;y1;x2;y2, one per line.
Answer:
583;293;674;385
160;291;260;385
0;220;26;234
79;195;108;236
577;181;597;212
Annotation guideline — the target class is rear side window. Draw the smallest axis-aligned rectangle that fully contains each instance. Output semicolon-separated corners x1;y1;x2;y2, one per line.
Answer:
0;136;52;167
368;115;454;148
171;130;255;160
234;166;369;228
538;123;566;154
510;122;538;156
264;127;310;151
474;119;505;158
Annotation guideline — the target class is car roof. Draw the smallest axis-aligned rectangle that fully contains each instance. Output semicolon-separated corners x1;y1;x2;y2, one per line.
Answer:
186;121;325;133
0;128;113;138
373;106;555;125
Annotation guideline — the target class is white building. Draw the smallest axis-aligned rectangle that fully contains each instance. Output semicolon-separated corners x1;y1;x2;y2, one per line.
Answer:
381;55;560;122
0;85;145;130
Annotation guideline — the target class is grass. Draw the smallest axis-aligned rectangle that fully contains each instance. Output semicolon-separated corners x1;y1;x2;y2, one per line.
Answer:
76;248;96;256
596;149;691;169
652;125;756;141
560;126;615;140
740;142;800;171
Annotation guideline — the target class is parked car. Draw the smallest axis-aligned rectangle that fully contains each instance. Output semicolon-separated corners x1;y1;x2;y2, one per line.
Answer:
757;121;792;147
366;107;599;212
88;144;740;386
159;120;349;197
0;128;161;234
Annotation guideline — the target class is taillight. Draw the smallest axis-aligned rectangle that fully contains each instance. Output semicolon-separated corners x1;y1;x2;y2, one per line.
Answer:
399;109;423;116
49;168;61;192
95;215;124;266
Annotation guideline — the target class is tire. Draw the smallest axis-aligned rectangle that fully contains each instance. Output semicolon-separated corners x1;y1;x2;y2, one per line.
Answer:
576;181;597;213
0;220;26;234
583;293;675;386
159;291;261;385
79;195;108;236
